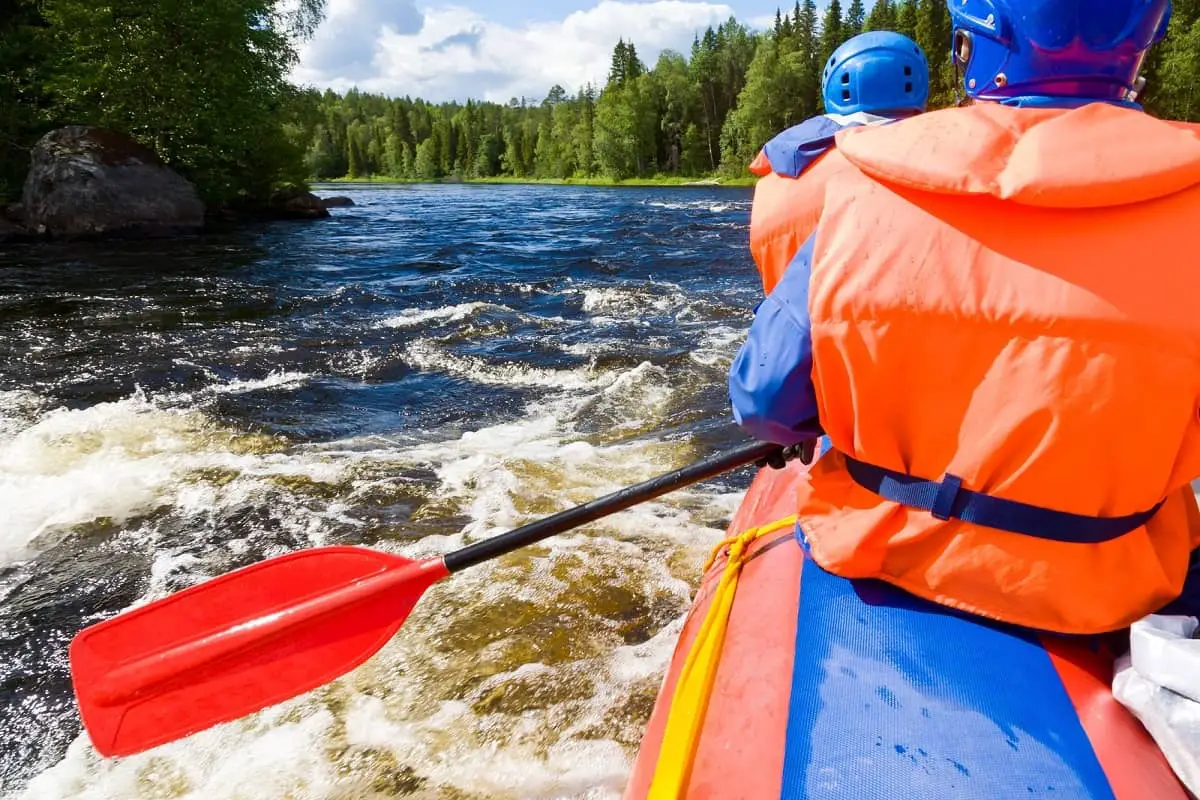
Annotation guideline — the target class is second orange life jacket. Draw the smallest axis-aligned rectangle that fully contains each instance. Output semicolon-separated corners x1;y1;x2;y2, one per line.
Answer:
749;113;897;294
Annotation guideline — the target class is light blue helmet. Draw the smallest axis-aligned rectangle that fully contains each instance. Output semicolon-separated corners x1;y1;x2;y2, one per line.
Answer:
948;0;1172;103
822;31;930;116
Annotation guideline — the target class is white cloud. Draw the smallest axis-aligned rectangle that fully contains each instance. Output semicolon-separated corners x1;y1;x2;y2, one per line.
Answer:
301;0;425;81
747;13;776;30
294;0;736;102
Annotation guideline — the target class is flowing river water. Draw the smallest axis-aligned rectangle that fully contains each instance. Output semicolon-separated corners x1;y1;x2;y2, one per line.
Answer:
0;184;763;799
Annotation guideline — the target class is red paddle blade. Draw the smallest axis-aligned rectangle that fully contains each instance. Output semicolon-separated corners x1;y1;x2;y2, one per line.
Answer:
70;545;449;757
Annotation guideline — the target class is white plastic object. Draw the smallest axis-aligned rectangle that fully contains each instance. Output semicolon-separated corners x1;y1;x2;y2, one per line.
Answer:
1112;615;1200;798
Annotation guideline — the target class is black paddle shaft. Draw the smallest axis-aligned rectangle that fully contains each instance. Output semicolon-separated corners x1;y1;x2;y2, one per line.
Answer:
442;440;783;573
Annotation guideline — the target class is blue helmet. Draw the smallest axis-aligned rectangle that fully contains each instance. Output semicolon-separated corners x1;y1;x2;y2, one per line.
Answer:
822;31;930;116
949;0;1172;103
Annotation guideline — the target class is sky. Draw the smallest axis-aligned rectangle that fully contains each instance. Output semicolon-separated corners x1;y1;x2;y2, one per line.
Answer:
293;0;786;103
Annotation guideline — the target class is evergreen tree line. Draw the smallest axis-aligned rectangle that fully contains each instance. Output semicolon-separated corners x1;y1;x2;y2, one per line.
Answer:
295;1;1200;183
5;0;1200;203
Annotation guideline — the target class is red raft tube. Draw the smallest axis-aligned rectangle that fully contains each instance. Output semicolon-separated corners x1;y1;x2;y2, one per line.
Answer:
625;448;1188;800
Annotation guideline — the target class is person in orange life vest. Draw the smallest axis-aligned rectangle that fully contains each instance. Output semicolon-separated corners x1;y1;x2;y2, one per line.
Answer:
729;0;1200;635
749;31;929;295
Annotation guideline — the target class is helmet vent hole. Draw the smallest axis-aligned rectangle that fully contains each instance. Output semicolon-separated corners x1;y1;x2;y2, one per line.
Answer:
842;89;851;101
904;65;912;76
841;72;850;84
905;82;913;93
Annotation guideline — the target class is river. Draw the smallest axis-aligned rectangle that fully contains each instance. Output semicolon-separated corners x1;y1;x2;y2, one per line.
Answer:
0;183;761;799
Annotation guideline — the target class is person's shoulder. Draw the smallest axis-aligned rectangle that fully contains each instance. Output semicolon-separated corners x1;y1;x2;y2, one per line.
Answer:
761;115;847;179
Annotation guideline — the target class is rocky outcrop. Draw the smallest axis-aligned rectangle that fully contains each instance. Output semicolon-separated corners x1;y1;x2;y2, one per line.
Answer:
22;127;204;239
206;186;333;225
266;186;330;220
320;195;355;208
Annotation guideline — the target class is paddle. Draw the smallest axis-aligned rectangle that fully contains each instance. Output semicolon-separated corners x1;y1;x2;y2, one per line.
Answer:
70;438;782;758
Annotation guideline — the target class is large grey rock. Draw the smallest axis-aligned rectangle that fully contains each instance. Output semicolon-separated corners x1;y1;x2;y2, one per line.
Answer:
22;126;204;239
320;195;355;208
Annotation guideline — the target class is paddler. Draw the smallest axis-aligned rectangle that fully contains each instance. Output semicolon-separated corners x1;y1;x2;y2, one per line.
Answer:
749;30;929;295
729;0;1200;635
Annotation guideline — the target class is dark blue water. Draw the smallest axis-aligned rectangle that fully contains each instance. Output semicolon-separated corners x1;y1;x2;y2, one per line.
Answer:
0;184;761;799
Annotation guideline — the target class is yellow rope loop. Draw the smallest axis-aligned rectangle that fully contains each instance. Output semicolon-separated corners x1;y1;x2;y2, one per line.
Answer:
702;530;748;574
647;514;798;800
703;514;798;573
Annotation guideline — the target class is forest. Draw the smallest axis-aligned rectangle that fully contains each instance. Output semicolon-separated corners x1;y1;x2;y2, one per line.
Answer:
5;0;1200;202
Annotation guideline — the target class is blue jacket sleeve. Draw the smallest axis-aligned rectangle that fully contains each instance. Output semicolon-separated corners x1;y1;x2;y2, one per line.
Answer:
761;115;845;177
728;233;821;445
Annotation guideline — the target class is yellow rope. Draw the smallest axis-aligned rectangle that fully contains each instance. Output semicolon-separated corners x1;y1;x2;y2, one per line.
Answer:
646;514;799;799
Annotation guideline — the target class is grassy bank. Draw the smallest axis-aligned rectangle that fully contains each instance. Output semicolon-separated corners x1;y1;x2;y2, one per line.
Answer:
315;174;758;188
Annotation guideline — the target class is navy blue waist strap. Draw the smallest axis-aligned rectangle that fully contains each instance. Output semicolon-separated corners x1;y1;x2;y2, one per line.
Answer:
842;454;1163;544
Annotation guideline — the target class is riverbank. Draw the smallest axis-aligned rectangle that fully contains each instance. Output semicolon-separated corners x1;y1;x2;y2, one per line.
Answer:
318;174;758;188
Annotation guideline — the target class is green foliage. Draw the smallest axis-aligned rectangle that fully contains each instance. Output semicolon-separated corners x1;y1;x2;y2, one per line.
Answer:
292;25;755;183
1;0;324;204
864;0;897;31
4;0;1199;203
0;0;53;202
845;0;867;37
895;1;919;41
1143;3;1200;118
820;0;845;72
914;0;954;104
287;3;1200;184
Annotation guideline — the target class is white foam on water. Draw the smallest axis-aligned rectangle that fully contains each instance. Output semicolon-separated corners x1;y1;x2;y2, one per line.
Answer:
20;707;343;800
689;324;748;370
643;199;750;213
404;338;600;391
14;322;749;799
379;301;496;329
206;370;312;396
0;384;340;566
575;286;687;320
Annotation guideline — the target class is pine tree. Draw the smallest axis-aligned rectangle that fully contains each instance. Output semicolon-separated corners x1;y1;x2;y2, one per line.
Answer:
895;0;918;40
819;0;845;74
845;0;866;36
916;0;952;102
609;39;627;86
626;42;645;81
796;0;821;113
864;0;896;31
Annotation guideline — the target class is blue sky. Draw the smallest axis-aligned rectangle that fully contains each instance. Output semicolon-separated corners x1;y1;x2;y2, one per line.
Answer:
294;0;789;103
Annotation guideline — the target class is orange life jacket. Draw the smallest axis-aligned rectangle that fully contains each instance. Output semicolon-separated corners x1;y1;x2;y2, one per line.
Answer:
749;148;856;295
798;102;1200;634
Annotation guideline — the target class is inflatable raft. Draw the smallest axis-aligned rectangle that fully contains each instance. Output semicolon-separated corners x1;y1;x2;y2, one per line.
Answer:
625;450;1189;799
